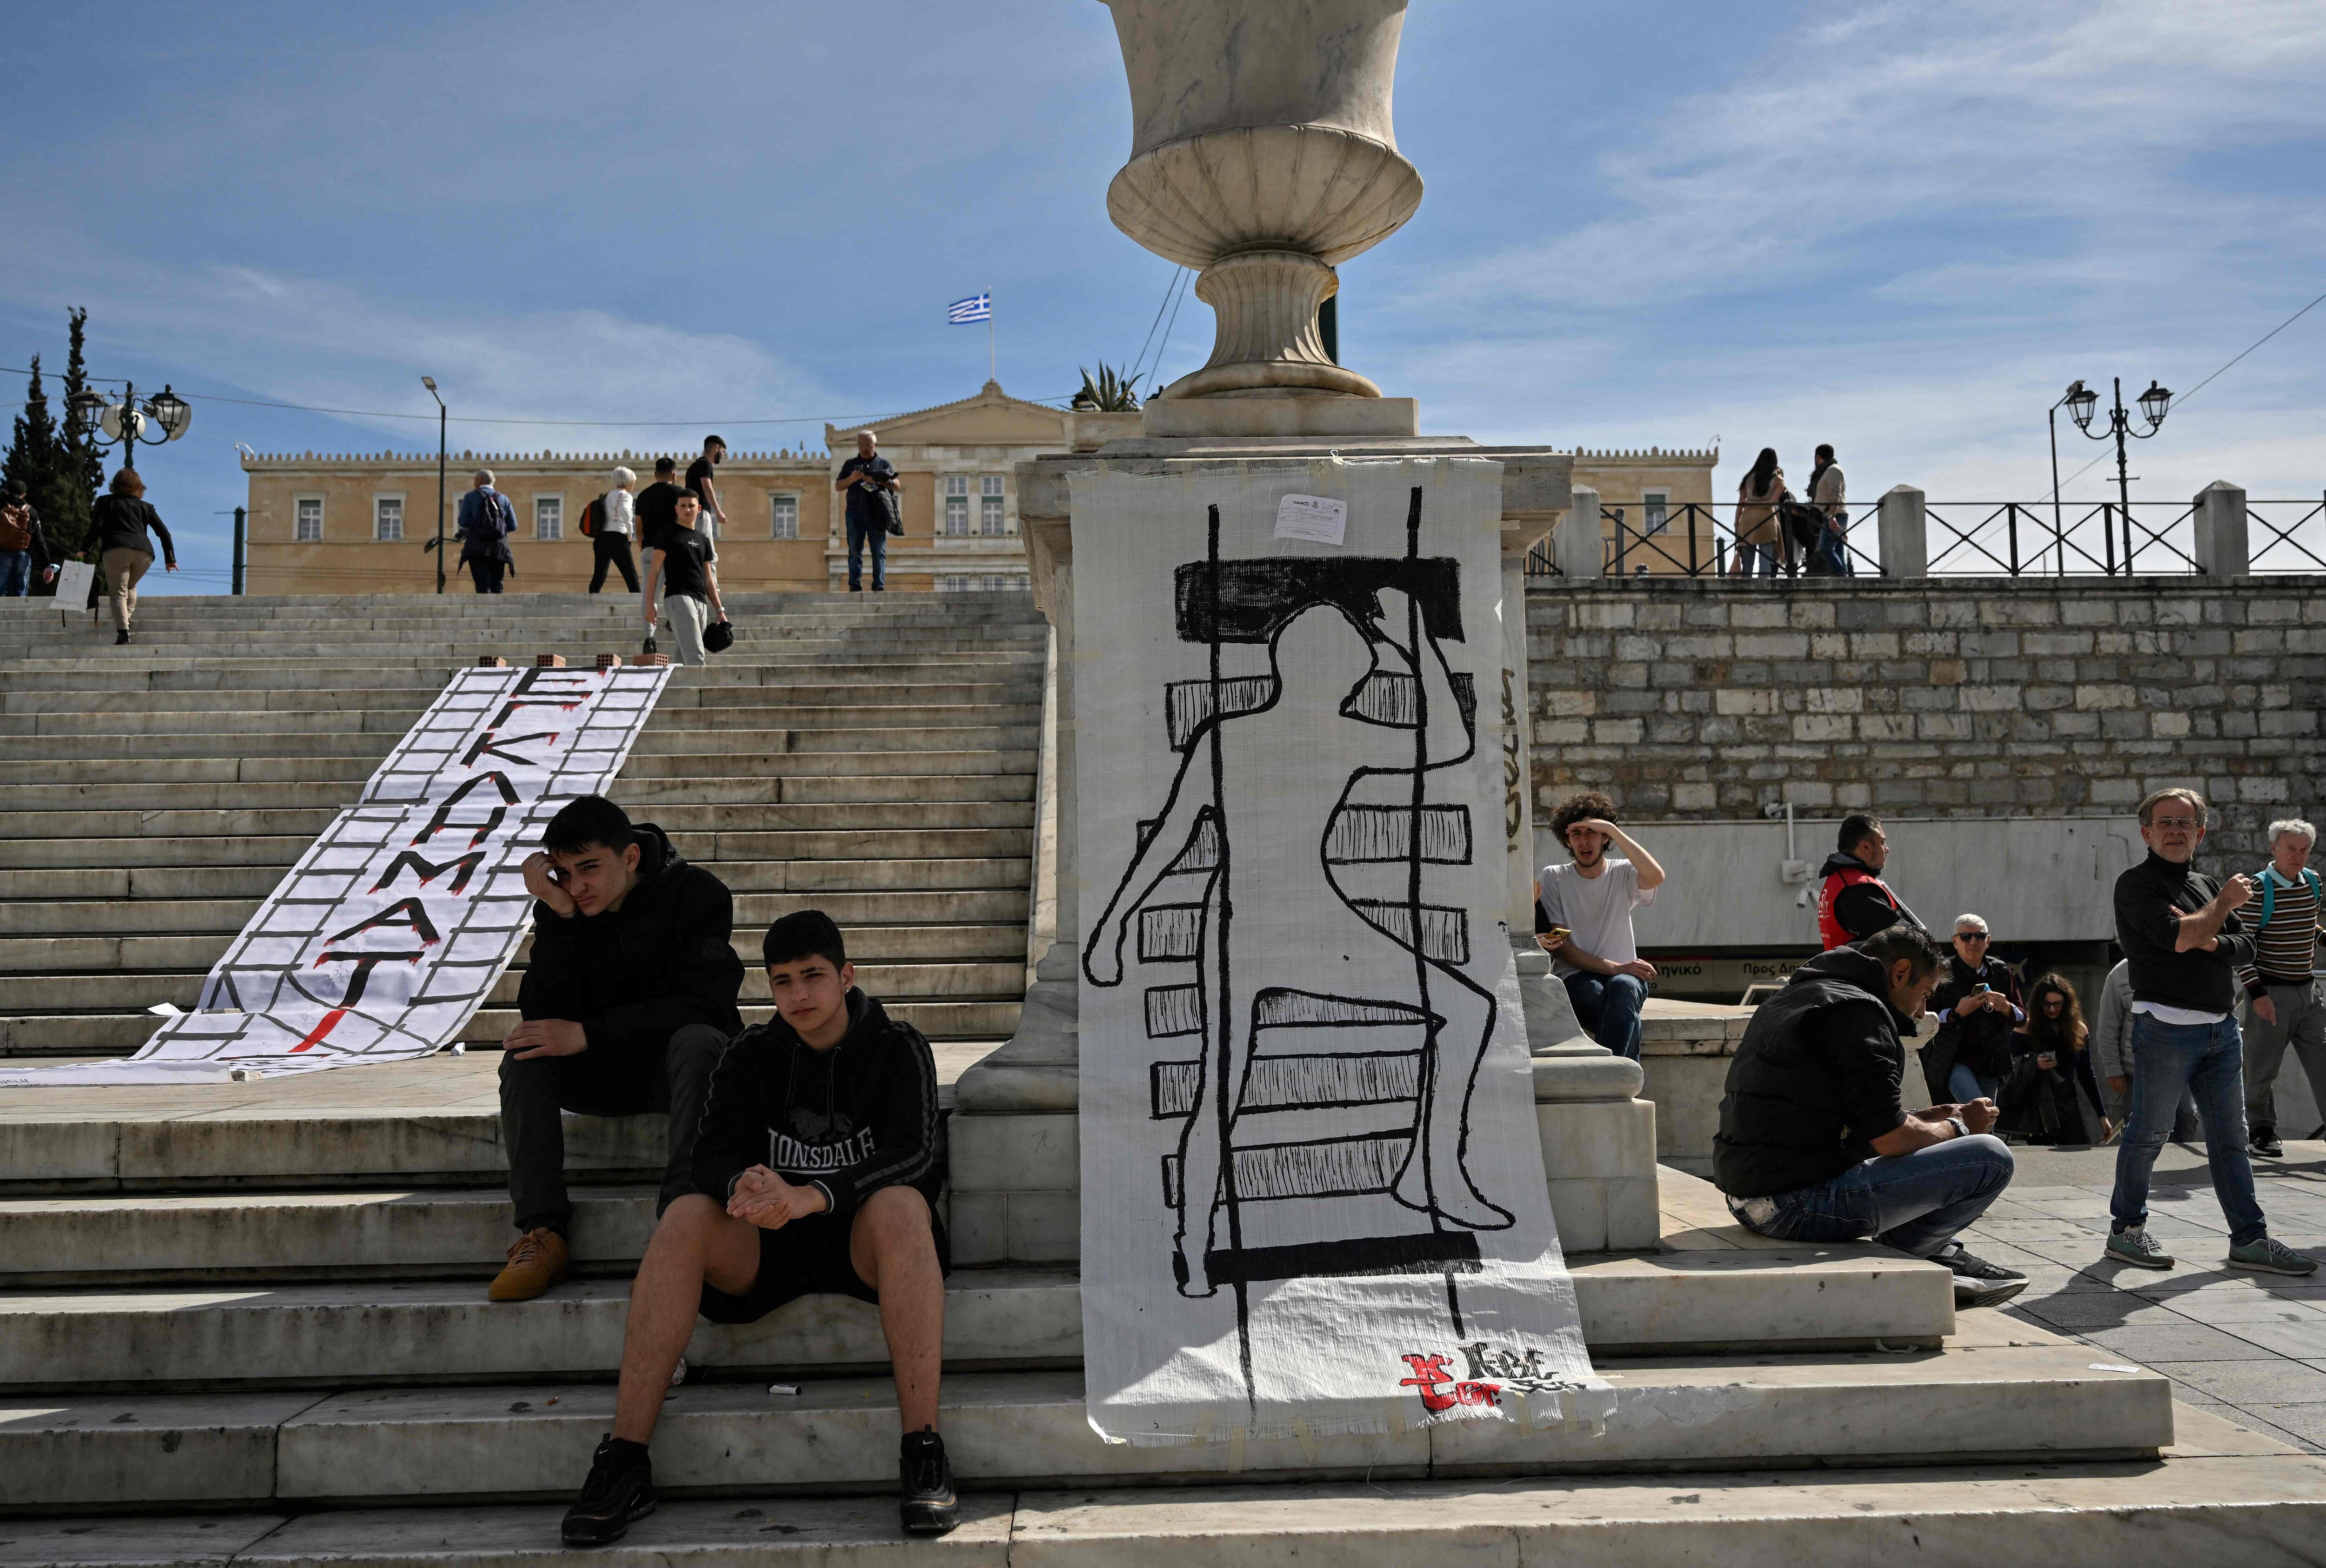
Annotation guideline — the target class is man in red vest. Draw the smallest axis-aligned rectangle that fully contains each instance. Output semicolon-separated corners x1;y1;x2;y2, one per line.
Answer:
1818;813;1925;950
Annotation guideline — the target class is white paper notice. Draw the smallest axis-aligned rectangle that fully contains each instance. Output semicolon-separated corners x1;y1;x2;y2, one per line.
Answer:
1273;493;1348;546
54;559;94;607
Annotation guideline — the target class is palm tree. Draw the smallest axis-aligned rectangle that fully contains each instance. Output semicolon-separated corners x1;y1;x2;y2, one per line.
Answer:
1071;363;1140;412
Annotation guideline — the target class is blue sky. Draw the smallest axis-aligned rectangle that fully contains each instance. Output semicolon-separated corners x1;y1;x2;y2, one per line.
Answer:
4;0;2322;591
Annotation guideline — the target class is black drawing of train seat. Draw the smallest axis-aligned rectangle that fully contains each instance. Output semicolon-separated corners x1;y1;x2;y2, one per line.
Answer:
1084;487;1512;1305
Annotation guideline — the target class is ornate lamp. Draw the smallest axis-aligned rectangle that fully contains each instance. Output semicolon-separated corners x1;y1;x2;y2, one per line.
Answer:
2136;380;2171;430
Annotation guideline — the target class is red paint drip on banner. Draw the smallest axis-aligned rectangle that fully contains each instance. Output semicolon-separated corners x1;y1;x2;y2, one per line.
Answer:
292;1009;349;1053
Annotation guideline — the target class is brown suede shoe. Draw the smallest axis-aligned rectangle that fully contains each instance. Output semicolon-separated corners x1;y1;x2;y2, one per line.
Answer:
489;1227;570;1301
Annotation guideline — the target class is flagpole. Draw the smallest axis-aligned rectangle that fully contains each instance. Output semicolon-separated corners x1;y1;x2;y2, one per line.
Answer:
988;294;996;383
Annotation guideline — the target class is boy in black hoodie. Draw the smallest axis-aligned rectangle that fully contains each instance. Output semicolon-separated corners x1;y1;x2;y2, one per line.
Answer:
561;910;956;1546
491;795;744;1302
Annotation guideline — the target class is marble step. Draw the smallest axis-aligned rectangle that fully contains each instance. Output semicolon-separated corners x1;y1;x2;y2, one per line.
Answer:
0;998;1024;1058
0;1248;1952;1391
0;728;1038;763
0;887;1029;934
0;920;1028;975
0;702;1037;739
0;754;1040;790
17;1444;2326;1568
0;1348;2175;1512
0;654;1044;689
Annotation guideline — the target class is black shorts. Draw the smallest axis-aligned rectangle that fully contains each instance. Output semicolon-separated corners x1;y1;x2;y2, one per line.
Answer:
695;1205;951;1325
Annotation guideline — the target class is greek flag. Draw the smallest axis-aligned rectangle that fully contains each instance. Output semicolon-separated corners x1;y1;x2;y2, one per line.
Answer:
948;293;992;324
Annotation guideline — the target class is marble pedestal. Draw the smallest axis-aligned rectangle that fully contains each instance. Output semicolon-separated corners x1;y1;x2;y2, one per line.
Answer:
947;434;1663;1265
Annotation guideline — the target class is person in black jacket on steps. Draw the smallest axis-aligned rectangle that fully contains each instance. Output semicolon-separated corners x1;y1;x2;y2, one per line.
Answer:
559;909;959;1547
489;796;743;1303
1713;924;2027;1308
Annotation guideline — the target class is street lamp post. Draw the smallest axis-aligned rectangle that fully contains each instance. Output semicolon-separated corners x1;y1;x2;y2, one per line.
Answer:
65;381;193;472
2064;376;2171;575
421;377;447;594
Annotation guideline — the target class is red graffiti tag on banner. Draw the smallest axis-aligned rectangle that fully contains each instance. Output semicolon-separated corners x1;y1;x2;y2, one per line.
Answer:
1399;1353;1501;1412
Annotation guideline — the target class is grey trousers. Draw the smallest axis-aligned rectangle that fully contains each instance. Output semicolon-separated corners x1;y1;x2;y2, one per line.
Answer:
2243;981;2326;1134
664;593;710;667
499;1022;731;1236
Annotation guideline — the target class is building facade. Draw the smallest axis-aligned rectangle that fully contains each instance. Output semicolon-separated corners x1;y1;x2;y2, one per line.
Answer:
241;386;1706;593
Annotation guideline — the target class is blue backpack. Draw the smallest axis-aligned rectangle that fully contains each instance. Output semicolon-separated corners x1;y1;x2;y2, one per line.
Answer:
2253;865;2323;929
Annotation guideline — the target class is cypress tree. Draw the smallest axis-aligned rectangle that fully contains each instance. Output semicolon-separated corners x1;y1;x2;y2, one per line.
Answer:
52;307;105;559
2;355;65;594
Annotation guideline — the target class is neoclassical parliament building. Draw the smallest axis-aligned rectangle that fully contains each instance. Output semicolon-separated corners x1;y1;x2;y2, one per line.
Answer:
240;380;1716;594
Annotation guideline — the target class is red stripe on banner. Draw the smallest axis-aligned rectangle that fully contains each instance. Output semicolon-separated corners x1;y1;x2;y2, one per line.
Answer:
292;1009;349;1053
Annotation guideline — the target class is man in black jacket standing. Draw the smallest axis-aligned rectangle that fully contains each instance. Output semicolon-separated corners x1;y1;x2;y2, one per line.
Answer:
557;909;956;1546
1714;924;2028;1307
490;795;744;1302
2105;788;2316;1276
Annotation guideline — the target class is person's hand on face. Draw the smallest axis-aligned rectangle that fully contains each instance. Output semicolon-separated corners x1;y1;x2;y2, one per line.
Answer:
521;852;577;917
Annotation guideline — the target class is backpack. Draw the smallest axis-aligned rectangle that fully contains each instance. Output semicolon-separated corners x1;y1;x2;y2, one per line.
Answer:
578;497;602;538
2254;866;2323;930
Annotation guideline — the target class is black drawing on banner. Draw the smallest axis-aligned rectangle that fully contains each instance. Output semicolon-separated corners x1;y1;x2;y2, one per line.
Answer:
1084;487;1508;1368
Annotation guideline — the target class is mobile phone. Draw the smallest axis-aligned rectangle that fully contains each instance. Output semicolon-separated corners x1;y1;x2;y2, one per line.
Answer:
1974;982;1990;993
1548;926;1572;941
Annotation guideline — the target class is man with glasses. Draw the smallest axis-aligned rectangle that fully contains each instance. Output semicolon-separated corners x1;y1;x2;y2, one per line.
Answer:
2105;789;2316;1276
1923;915;2021;1108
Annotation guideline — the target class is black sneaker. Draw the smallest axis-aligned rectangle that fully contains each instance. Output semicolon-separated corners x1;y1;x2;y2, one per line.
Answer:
2252;1125;2284;1158
1939;1245;2029;1308
898;1429;959;1536
114;630;131;645
562;1436;657;1546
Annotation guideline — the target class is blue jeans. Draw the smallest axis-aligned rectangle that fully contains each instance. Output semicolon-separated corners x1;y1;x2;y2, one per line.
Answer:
2110;1013;2265;1246
1564;972;1646;1061
846;514;887;589
1948;1062;2000;1104
1810;524;1853;576
0;550;28;596
1731;1134;2015;1258
1736;542;1778;578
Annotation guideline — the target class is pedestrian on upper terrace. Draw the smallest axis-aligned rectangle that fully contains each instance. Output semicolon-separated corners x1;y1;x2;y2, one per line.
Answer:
642;491;728;667
1805;442;1851;577
490;795;744;1304
1535;791;1666;1062
2240;817;2325;1159
2001;973;2112;1148
836;430;900;593
0;479;56;597
1816;812;1924;950
2093;958;2201;1142
2103;787;2315;1276
1712;923;2029;1308
589;466;640;595
90;468;176;644
1732;447;1785;578
686;435;726;541
456;469;518;595
1922;913;2022;1106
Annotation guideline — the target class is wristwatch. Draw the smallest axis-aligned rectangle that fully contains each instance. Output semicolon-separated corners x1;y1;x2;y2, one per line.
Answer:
1946;1115;1970;1139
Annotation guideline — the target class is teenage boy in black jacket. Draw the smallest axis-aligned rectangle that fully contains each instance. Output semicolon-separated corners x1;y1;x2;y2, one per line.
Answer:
491;795;744;1302
2104;788;2315;1277
560;910;956;1546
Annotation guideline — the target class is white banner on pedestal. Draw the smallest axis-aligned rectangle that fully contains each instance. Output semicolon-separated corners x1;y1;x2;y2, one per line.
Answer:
1072;457;1609;1446
2;663;671;1087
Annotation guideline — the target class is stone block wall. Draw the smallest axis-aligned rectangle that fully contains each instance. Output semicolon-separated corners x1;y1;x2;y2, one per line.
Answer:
1524;575;2326;864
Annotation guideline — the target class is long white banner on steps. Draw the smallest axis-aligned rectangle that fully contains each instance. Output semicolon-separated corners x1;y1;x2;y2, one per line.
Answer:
2;663;670;1087
1070;458;1611;1448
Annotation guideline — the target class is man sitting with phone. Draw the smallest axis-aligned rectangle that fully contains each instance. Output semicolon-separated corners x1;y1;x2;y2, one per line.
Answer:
558;910;957;1545
1536;791;1665;1061
491;795;744;1302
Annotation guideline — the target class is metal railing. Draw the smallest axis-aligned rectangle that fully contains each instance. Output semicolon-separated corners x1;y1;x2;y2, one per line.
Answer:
1524;502;1878;580
1524;496;2326;580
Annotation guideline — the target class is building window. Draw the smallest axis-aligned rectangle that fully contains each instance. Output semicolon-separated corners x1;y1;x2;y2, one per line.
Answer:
294;497;324;542
535;496;562;540
980;475;1006;536
943;475;969;536
374;496;404;542
771;494;799;539
1642;490;1670;536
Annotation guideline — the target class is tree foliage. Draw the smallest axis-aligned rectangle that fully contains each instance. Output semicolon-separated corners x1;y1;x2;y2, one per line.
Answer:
1071;363;1141;412
2;309;107;584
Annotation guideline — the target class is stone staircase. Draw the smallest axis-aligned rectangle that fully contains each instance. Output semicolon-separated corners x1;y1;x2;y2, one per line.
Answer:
0;591;1046;1059
4;592;2325;1561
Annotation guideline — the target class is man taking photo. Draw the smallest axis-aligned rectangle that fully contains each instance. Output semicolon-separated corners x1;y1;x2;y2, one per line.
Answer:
1535;790;1665;1061
1713;923;2029;1308
491;795;745;1302
835;430;899;593
2105;789;2315;1275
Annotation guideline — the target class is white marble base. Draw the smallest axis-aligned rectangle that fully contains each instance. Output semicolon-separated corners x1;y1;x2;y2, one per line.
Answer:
1139;395;1419;440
